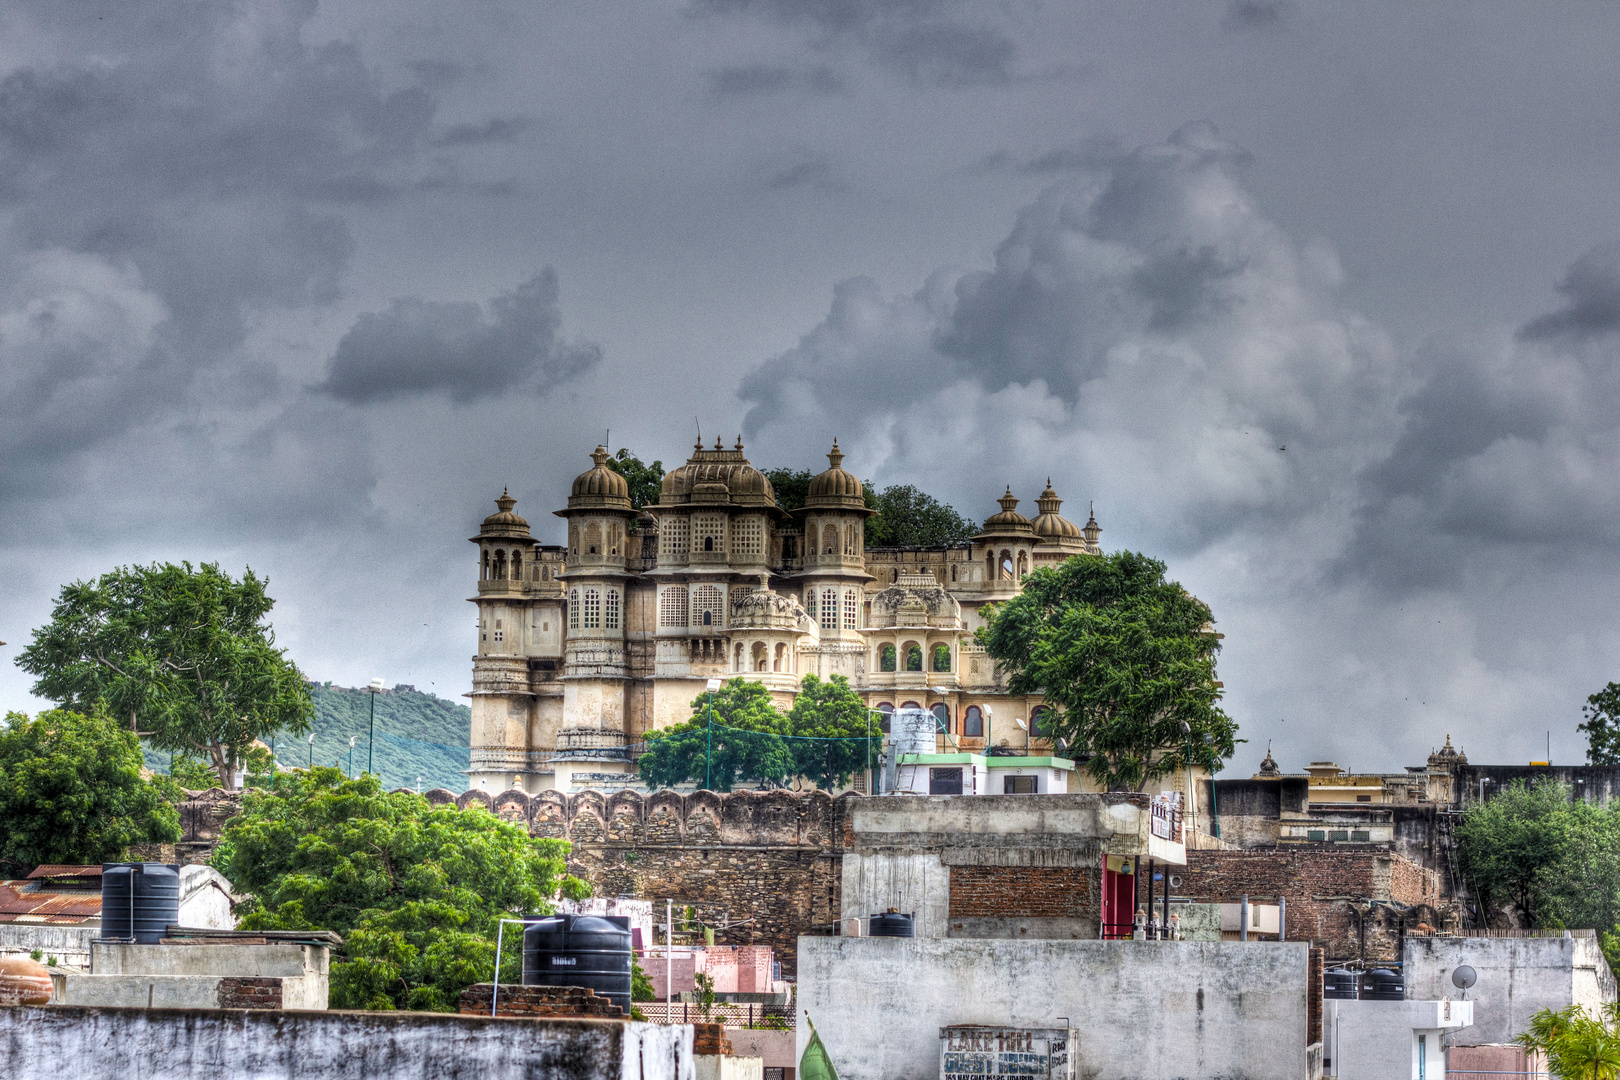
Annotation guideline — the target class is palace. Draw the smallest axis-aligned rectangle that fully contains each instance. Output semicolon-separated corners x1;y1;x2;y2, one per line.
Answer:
467;438;1103;794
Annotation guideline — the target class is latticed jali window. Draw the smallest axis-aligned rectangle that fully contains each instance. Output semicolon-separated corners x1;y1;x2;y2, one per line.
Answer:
732;517;763;558
843;589;858;629
583;589;601;628
661;518;689;560
692;585;724;627
659;586;689;626
569;590;580;630
604;589;620;629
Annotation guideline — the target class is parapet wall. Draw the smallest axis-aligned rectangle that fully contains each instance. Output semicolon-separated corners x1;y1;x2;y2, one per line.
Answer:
429;788;854;978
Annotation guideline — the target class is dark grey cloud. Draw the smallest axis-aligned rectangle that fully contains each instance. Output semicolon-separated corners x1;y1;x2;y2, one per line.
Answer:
319;269;601;405
763;156;848;193
432;117;537;147
1519;243;1620;341
695;0;1017;87
1222;1;1295;32
709;64;844;97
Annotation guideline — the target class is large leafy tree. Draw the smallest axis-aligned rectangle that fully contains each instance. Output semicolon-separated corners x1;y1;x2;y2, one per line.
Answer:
217;768;588;1011
786;675;879;790
763;468;815;513
1582;682;1620;766
864;484;977;548
979;550;1237;791
1518;1005;1620;1080
0;709;181;875
604;448;665;517
16;562;314;788
638;679;794;791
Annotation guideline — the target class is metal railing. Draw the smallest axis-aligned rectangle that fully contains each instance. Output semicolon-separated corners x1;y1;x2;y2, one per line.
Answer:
636;1002;794;1029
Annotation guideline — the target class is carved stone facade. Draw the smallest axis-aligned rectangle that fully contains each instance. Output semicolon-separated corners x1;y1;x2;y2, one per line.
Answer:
468;439;1105;793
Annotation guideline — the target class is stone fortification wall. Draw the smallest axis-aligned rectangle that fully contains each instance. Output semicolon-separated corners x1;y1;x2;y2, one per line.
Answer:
1177;847;1448;962
430;787;852;978
0;1005;692;1080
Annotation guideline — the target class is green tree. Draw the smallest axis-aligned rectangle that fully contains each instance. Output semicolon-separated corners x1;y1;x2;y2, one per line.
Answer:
605;448;665;520
764;468;815;513
978;551;1237;791
864;483;977;548
637;679;793;791
216;767;588;1010
1582;682;1620;766
16;562;314;789
786;675;879;790
1518;1004;1620;1080
0;709;181;875
168;754;219;791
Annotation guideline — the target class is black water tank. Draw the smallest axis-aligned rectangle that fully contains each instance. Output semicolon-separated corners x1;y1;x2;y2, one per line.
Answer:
522;915;631;1015
1366;968;1405;1001
101;862;180;943
1324;968;1358;1000
868;912;915;937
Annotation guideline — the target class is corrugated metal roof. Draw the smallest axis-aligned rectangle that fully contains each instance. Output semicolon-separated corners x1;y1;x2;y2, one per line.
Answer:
25;865;103;880
0;881;103;923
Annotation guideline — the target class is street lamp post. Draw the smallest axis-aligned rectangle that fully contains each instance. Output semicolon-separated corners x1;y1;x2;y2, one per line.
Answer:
308;731;316;769
348;735;358;779
366;678;385;776
703;678;722;790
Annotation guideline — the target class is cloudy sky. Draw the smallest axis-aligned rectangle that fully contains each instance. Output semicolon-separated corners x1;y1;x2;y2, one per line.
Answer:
3;0;1619;775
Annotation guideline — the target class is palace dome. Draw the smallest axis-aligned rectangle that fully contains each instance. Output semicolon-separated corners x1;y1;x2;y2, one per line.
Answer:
978;488;1034;535
658;437;777;508
567;446;633;511
803;439;869;512
1030;481;1083;539
478;488;532;538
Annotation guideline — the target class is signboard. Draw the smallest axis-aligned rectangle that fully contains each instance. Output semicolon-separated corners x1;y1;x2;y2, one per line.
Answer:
940;1026;1075;1080
1150;791;1183;843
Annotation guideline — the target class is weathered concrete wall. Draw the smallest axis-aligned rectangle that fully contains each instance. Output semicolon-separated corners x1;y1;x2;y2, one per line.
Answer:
723;1029;794;1072
0;924;95;967
1324;998;1471;1080
1403;934;1617;1045
80;941;329;1009
50;971;324;1010
0;1005;696;1080
796;937;1310;1080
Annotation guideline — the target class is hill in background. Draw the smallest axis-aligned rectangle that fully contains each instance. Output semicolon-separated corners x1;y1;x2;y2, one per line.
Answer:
143;682;472;792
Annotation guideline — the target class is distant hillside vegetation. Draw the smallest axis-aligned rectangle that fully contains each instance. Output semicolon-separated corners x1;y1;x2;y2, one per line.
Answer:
144;682;471;793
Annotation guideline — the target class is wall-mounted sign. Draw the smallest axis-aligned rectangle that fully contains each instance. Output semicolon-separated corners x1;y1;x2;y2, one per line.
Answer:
940;1025;1076;1080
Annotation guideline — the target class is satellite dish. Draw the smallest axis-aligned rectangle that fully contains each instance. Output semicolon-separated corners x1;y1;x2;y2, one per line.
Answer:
1451;965;1477;990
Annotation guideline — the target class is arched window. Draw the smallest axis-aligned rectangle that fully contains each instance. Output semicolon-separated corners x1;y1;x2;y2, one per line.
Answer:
609;524;621;556
605;589;620;630
773;642;786;672
822;523;837;555
932;644;951;672
734;642;744;671
843;590;858;629
704;535;714;552
752;642;767;671
900;700;921;710
1030;706;1051;737
904;644;923;671
951;563;957;582
932;703;951;735
584;522;602;555
511;551;522;582
569;590;580;630
820;595;836;631
692;585;723;628
482;551;490;580
877;702;894;733
844;525;855;555
703;610;712;625
1000;550;1014;580
569;524;579;555
879;644;896;672
1017;550;1028;579
805;589;818;621
583;589;601;629
986;550;994;580
963;705;984;738
659;586;689;627
494;550;508;580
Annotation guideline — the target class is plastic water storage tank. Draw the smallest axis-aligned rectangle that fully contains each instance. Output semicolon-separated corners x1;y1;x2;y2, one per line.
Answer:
100;862;180;943
522;914;632;1015
1366;968;1405;1001
868;912;915;937
1324;968;1358;1000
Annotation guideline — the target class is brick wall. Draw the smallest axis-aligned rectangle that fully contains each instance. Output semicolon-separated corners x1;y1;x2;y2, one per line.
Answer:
1178;847;1446;963
692;1022;732;1056
948;867;1094;919
217;977;283;1010
459;983;626;1019
434;788;853;979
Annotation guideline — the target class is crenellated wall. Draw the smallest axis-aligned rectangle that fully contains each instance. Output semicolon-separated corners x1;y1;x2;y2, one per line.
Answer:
427;787;855;977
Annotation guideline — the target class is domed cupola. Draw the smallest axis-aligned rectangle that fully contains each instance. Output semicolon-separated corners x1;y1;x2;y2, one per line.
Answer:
479;488;532;538
977;488;1035;536
567;446;633;512
657;437;778;510
804;440;874;514
1030;480;1083;540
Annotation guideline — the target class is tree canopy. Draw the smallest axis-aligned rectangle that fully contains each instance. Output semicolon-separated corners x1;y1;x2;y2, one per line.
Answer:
637;679;794;792
763;468;814;513
0;708;181;875
217;768;588;1010
1455;778;1620;932
785;675;879;790
604;448;665;516
1582;682;1620;766
17;562;314;789
1518;1004;1620;1080
978;550;1237;791
863;484;977;548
